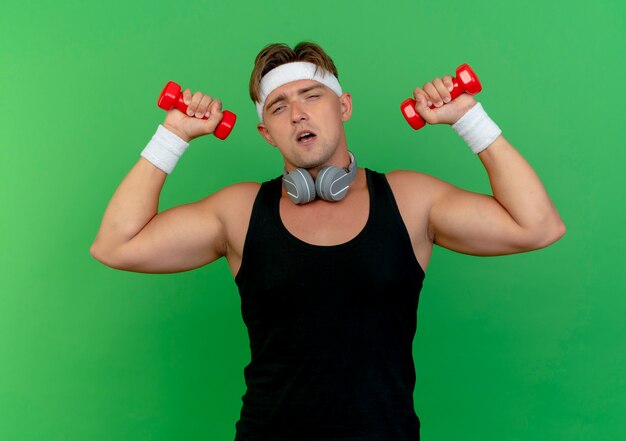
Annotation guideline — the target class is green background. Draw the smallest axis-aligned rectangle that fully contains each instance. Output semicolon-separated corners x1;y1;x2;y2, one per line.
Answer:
1;0;624;440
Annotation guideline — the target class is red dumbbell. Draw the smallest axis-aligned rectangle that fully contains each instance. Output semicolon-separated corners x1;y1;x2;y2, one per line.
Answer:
400;63;482;131
157;81;237;140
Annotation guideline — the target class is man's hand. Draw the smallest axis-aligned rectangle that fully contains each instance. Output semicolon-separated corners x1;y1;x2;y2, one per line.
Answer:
163;88;224;142
412;75;477;125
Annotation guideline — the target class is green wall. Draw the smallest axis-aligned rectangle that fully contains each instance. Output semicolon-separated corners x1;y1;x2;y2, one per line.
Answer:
1;0;624;440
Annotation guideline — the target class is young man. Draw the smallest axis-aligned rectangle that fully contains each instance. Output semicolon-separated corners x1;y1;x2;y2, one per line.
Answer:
91;42;565;440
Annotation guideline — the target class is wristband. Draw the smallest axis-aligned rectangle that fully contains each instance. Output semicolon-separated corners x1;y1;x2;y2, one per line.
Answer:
140;124;190;174
451;102;502;154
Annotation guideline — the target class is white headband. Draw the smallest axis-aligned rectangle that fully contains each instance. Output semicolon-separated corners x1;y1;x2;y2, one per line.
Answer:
255;61;342;121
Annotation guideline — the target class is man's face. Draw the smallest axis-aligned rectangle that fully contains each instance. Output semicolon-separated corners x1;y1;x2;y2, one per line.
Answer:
257;79;352;172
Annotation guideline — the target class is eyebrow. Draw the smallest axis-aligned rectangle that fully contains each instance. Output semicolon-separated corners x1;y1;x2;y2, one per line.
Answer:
265;85;324;112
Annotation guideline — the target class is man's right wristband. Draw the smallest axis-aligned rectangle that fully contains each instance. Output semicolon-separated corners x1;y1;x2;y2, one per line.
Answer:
140;124;189;174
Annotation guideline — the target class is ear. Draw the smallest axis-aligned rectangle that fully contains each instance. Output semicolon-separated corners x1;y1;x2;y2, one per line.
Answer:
339;92;352;122
257;123;276;147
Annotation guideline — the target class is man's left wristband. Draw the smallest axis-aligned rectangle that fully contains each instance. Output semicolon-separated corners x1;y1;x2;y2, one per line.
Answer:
451;102;502;154
140;124;190;174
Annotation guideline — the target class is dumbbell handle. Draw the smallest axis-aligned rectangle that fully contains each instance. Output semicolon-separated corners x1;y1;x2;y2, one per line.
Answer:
400;63;482;131
157;81;237;140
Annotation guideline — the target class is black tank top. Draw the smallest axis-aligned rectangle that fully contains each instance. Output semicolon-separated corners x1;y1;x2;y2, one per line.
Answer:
234;168;425;441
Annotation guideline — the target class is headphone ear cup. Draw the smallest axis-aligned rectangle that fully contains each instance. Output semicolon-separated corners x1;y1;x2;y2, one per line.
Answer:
283;168;316;204
315;165;348;202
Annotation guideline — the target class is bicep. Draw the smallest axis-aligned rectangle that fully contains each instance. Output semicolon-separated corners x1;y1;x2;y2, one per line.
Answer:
112;197;226;274
429;182;529;256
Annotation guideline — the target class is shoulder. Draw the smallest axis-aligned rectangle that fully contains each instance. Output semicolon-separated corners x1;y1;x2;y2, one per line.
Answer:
384;169;450;201
214;181;262;200
190;181;260;222
193;181;262;242
208;181;262;216
383;169;460;227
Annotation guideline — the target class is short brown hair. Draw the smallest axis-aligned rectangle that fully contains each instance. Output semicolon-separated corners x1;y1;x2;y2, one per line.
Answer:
249;41;339;103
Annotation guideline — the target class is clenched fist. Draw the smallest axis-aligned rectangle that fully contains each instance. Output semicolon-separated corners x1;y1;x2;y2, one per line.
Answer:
163;88;224;142
412;75;477;126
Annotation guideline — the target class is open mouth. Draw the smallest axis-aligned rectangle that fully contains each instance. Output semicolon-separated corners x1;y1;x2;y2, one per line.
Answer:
296;131;317;144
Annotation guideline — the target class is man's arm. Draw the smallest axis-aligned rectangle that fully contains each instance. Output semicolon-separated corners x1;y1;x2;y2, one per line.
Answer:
429;134;565;255
90;86;235;273
407;74;565;255
90;157;229;273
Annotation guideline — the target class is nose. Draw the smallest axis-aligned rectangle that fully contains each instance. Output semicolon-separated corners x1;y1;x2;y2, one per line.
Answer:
290;101;308;124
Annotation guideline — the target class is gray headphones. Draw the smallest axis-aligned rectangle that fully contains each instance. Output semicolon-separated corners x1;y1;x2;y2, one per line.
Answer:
282;151;357;205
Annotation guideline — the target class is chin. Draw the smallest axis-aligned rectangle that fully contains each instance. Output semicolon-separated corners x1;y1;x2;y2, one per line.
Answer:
293;159;322;170
290;149;333;170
